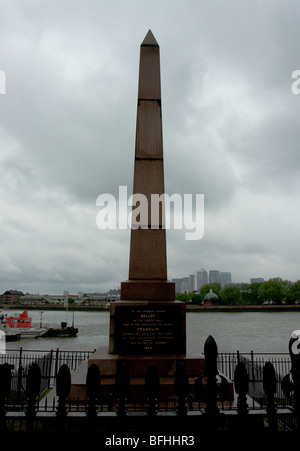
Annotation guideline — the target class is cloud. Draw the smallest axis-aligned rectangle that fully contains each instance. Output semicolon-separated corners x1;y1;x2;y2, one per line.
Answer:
0;0;300;294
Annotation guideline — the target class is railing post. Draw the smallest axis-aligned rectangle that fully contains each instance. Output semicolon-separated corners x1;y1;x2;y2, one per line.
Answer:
115;362;130;416
56;364;71;431
234;361;249;430
48;350;53;388
204;335;220;427
25;363;41;432
145;363;159;416
263;361;278;431
0;363;12;431
174;362;189;416
16;347;23;405
86;364;101;430
54;348;59;379
251;350;255;380
18;347;23;367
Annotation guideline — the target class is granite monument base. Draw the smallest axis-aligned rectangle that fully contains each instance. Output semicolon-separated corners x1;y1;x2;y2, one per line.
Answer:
70;345;208;402
69;301;233;402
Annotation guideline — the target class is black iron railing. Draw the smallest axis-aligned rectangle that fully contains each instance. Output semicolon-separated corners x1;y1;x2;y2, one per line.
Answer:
0;338;299;432
0;348;95;405
217;351;292;407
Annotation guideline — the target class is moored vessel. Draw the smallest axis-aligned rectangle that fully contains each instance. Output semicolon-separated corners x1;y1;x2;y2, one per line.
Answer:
42;321;78;338
3;310;47;338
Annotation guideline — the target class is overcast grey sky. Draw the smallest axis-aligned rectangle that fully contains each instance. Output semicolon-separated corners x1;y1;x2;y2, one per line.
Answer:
1;0;300;295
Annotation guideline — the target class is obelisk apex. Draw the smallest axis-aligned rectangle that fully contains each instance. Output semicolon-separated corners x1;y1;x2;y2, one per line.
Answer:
141;29;159;47
137;30;161;102
120;31;175;301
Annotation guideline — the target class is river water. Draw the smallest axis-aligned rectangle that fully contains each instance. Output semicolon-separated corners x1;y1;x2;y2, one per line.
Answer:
4;309;300;355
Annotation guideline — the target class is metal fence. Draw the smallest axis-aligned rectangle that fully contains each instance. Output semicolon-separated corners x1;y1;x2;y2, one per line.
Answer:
0;338;299;432
0;348;95;405
217;351;292;407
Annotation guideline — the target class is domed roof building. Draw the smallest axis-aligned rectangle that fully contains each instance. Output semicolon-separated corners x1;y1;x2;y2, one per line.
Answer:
203;289;219;305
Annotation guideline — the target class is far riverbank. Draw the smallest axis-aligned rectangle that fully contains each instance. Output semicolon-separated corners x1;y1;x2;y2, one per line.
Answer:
1;303;300;313
186;304;300;312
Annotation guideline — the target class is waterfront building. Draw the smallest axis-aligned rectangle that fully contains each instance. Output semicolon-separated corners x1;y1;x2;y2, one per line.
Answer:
1;290;24;304
203;289;219;305
250;278;264;284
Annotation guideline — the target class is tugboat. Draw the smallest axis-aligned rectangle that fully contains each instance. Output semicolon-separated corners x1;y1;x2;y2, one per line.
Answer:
3;310;47;338
42;311;78;338
42;321;78;338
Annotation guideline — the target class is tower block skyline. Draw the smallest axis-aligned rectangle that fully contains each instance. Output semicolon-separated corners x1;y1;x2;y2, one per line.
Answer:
121;29;175;301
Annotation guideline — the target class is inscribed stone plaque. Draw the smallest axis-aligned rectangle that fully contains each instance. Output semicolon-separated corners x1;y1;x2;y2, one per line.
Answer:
113;304;185;355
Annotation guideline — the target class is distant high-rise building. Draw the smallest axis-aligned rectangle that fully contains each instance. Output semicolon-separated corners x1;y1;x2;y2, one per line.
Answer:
220;272;232;288
209;270;220;285
197;268;208;290
189;274;195;292
250;278;264;284
181;277;189;293
172;277;190;293
172;278;184;293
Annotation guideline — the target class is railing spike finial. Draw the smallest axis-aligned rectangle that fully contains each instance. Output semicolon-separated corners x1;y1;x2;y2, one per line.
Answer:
204;335;219;376
86;364;101;401
25;362;41;432
263;361;278;431
56;364;71;400
234;361;249;428
56;364;71;431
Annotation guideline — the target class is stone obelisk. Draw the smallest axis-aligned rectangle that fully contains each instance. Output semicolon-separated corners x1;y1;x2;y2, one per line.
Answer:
121;29;175;301
109;30;186;355
69;33;205;403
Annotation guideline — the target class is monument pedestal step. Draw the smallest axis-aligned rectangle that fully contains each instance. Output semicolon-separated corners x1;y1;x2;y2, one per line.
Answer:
70;345;214;401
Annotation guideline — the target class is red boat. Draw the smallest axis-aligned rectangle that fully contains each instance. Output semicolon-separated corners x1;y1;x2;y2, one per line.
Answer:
4;310;47;338
5;310;32;329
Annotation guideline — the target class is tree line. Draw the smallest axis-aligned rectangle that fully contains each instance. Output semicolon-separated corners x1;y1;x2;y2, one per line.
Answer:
175;278;300;305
